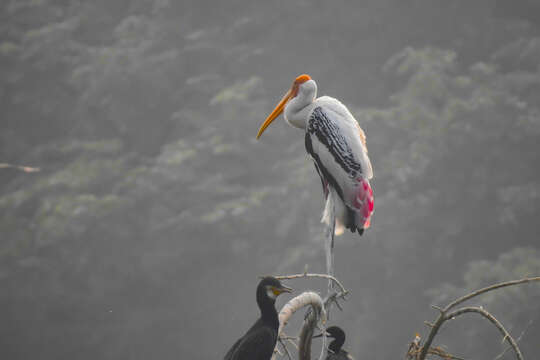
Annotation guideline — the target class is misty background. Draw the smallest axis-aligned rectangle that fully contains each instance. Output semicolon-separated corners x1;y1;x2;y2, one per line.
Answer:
1;1;540;359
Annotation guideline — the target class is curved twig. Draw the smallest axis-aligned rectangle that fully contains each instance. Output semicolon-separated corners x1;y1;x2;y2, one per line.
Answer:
445;277;540;312
0;163;40;172
277;291;327;335
445;306;522;360
494;319;533;360
418;276;540;360
298;290;349;360
271;291;328;359
298;311;318;360
278;338;293;360
272;273;348;296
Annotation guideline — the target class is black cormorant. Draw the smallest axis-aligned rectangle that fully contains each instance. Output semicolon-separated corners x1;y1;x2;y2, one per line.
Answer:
314;326;353;360
224;276;293;360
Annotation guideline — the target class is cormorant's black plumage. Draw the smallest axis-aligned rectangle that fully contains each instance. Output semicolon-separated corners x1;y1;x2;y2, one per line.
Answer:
315;326;353;360
224;277;292;360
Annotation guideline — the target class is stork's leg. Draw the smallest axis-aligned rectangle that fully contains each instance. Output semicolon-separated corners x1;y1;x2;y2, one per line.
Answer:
322;191;336;293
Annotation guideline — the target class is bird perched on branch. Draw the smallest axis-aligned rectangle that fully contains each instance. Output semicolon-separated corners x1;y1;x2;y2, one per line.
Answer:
224;276;293;360
256;74;374;236
314;326;353;360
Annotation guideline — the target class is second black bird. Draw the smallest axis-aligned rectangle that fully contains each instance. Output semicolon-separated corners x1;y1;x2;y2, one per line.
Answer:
314;326;353;360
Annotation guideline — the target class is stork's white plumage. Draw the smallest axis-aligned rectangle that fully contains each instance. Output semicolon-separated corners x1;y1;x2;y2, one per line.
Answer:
256;74;374;236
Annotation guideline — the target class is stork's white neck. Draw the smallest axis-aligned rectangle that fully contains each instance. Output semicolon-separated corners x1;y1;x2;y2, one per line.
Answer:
284;79;317;130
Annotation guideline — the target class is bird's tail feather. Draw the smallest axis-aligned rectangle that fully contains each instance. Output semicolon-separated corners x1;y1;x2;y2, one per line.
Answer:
352;178;374;236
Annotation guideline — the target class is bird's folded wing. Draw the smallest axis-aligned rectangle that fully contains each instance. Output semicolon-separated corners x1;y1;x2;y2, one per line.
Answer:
224;338;242;360
227;327;276;360
305;106;372;208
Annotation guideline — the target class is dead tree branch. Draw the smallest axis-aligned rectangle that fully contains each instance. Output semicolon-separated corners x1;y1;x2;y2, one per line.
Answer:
494;319;534;360
446;306;522;360
416;276;540;360
266;272;349;360
0;163;40;173
298;290;349;360
273;273;348;296
271;291;327;360
298;310;318;360
277;291;327;336
445;277;540;312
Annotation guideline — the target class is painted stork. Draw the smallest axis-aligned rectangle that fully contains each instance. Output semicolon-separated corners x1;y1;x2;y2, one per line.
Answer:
256;74;374;236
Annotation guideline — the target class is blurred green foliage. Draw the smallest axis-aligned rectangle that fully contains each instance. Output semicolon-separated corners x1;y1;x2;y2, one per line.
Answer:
1;0;540;359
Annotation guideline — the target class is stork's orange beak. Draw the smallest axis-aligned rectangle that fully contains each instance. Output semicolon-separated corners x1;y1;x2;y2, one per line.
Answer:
256;74;311;139
256;88;293;139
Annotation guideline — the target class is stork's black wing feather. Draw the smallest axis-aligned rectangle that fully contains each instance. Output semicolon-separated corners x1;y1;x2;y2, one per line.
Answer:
305;106;374;235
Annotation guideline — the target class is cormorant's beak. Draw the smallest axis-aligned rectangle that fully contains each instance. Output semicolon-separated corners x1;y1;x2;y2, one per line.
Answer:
273;284;293;296
256;86;295;139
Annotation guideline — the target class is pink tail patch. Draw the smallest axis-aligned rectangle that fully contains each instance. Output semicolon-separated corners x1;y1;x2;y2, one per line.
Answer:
353;178;374;229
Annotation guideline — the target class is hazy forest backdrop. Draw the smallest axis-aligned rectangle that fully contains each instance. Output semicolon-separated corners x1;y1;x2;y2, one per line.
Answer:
2;1;540;359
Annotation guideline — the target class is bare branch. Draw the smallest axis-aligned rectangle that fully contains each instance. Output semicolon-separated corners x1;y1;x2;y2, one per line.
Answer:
267;273;348;359
286;337;299;350
417;313;446;360
494;319;534;360
417;276;540;360
426;347;466;360
277;291;327;336
298;310;318;360
0;163;40;173
272;273;348;296
298;290;349;360
445;307;523;360
445;277;540;312
278;338;293;360
271;291;327;359
407;333;465;360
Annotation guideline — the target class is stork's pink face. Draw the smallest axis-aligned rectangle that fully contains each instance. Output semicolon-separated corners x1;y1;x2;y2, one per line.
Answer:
256;74;312;139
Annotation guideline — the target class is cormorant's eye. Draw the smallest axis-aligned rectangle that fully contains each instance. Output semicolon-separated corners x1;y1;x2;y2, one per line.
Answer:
266;286;277;299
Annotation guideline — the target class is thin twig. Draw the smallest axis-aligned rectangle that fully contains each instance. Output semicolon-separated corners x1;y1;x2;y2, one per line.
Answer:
417;313;446;360
445;277;540;312
417;276;540;360
445;307;523;360
272;273;348;295
427;347;466;360
298;310;318;360
0;163;40;172
286;338;299;350
273;291;327;359
407;333;465;360
280;335;299;341
494;318;534;360
278;338;293;360
299;290;348;360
